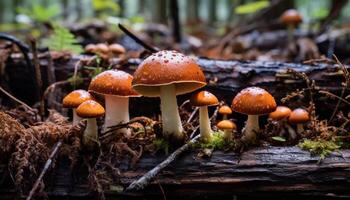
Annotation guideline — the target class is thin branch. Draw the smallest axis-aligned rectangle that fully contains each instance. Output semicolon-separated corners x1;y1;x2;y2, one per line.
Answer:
118;24;159;53
26;141;62;200
319;90;350;106
0;86;33;111
125;134;200;191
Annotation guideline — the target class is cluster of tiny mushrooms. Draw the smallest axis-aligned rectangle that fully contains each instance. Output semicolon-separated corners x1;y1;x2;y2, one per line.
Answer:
63;43;310;147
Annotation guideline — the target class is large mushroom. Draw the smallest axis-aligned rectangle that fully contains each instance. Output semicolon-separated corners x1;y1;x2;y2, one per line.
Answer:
232;87;276;143
76;100;105;147
289;108;310;134
132;50;206;141
190;91;219;142
62;89;93;125
88;70;140;134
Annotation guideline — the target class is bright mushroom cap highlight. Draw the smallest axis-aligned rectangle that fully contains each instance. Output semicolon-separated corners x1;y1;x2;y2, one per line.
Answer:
62;89;93;125
232;87;276;115
269;106;292;121
280;9;303;26
89;70;140;133
132;50;206;97
76;100;105;147
289;108;309;124
190;91;219;142
232;87;276;143
217;120;236;141
219;105;232;115
132;50;206;141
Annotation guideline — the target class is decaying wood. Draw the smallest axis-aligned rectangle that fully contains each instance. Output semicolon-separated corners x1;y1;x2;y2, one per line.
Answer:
116;147;350;198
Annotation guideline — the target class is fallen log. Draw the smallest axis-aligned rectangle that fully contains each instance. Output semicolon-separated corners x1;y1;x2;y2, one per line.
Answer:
113;146;350;199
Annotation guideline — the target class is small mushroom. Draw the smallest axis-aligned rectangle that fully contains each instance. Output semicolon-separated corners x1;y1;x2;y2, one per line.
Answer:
190;91;219;142
289;108;309;134
85;44;97;54
269;106;295;139
132;50;206;142
232;87;276;143
89;70;140;135
109;43;126;56
62;89;93;125
76;100;105;147
280;9;303;43
217;120;236;141
218;105;232;120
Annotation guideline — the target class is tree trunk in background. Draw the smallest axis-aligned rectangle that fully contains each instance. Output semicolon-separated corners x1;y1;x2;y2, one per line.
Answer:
118;0;125;17
320;0;348;33
186;0;200;23
0;0;5;23
152;0;167;24
208;0;217;25
169;0;181;43
138;0;145;14
75;0;83;21
62;0;69;20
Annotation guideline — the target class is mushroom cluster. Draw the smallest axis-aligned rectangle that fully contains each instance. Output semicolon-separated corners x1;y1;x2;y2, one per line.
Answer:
85;43;126;59
61;49;310;149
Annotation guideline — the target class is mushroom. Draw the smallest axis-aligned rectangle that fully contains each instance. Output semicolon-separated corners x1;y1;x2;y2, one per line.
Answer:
85;44;97;54
62;89;93;125
109;43;126;56
289;108;310;134
88;70;140;135
190;91;219;142
280;9;302;43
132;50;206;141
218;105;232;120
232;87;276;143
217;120;236;141
269;106;295;139
76;100;105;147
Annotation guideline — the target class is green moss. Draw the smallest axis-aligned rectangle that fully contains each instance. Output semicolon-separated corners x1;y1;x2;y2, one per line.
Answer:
298;139;340;160
153;138;170;155
193;131;234;150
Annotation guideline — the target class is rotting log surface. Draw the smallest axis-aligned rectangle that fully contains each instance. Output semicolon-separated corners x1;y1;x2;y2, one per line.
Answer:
1;146;348;199
114;146;350;199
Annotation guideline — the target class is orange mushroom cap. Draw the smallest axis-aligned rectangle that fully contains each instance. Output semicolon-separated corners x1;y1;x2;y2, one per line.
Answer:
232;87;276;115
132;50;206;97
269;106;292;121
289;108;309;124
280;9;303;26
76;100;105;118
109;43;126;55
62;89;93;108
218;105;232;115
217;120;236;130
96;43;109;54
85;44;97;53
89;70;140;97
190;91;219;107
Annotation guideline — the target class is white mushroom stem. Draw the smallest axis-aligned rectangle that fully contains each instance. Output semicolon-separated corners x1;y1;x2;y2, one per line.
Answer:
82;118;98;147
160;84;183;140
72;108;82;125
104;95;130;136
223;129;232;141
296;123;304;134
244;115;259;142
199;106;213;142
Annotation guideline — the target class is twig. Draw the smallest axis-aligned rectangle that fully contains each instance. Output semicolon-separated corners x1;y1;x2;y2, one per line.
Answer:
319;90;350;106
187;107;199;124
125;134;199;191
29;38;44;117
118;24;159;53
0;85;33;111
26;141;62;200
